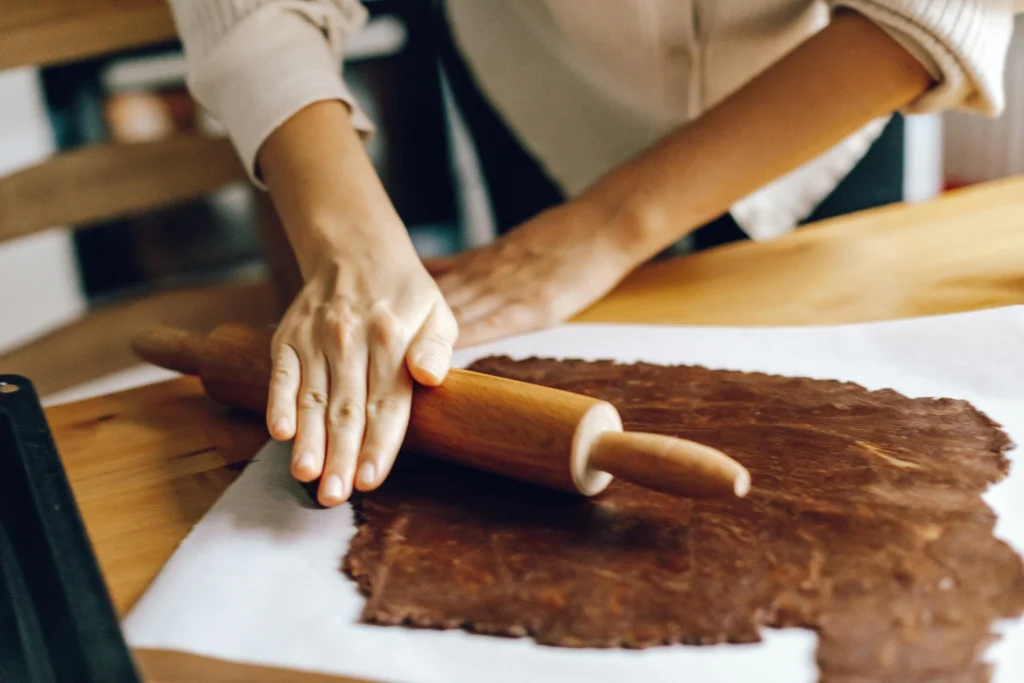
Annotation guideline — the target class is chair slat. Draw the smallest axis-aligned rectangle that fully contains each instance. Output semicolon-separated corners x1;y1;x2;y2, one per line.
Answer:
0;135;248;241
0;277;276;397
0;0;177;70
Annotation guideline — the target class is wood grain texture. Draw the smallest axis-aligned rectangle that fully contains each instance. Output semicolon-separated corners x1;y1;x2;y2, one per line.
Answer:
577;175;1024;326
0;0;177;70
40;174;1024;683
0;135;246;241
46;377;269;614
408;368;620;495
589;431;751;499
135;648;373;683
0;277;277;396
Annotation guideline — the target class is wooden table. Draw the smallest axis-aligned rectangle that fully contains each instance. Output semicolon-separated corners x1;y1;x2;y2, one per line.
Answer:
42;174;1024;681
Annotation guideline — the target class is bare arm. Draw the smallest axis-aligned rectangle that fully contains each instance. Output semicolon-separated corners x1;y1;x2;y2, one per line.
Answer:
583;9;934;258
433;9;935;347
257;102;409;277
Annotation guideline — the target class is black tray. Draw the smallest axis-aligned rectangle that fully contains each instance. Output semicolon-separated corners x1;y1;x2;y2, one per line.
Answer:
0;374;141;683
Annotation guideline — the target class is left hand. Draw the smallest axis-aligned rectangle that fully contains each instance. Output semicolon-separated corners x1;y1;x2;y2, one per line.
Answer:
426;198;644;348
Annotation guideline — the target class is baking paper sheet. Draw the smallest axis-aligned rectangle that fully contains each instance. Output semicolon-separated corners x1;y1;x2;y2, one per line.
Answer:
122;306;1024;683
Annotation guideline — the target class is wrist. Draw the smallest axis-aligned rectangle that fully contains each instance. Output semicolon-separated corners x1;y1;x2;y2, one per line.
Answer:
573;176;679;266
291;212;416;279
257;100;417;278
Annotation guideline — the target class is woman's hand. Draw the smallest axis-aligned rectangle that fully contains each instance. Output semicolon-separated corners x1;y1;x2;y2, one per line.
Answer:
427;197;646;348
268;248;456;507
256;100;458;507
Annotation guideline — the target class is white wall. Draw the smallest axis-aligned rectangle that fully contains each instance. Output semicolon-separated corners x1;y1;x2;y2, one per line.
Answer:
903;114;944;203
0;68;86;355
943;14;1024;186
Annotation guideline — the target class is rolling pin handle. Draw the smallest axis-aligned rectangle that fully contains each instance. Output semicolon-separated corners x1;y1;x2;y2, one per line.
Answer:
131;325;205;376
588;431;751;499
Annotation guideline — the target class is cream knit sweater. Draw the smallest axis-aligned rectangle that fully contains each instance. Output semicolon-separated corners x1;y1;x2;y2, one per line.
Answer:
167;0;1021;240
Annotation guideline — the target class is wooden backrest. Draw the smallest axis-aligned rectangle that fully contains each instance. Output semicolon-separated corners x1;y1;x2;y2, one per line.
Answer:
0;0;248;245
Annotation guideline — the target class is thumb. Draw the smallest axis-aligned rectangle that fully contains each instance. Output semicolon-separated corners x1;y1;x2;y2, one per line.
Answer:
406;302;459;386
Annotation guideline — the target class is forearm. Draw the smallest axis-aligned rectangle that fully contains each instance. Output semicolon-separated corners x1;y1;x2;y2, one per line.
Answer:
257;100;412;277
582;9;933;259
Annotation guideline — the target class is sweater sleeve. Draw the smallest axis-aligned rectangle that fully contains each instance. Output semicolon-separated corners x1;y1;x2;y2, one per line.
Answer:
829;0;1020;116
166;0;376;187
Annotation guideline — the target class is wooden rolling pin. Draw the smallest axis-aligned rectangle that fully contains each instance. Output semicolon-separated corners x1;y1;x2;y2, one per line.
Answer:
131;323;750;500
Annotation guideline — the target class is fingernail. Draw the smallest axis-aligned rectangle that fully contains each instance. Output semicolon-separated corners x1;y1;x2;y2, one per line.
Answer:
323;474;346;503
416;353;445;381
273;417;291;437
295;451;316;476
357;462;377;489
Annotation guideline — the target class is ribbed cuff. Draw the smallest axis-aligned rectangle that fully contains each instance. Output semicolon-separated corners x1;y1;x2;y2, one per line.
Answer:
832;0;1014;117
184;5;376;188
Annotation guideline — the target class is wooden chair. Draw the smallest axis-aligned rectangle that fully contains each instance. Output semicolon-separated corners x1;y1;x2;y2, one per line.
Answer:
0;0;302;396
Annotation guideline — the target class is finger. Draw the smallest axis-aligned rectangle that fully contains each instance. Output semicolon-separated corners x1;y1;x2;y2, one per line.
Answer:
318;321;369;507
291;351;330;485
357;308;413;492
454;303;541;349
267;339;300;441
406;303;459;386
450;288;504;327
435;273;480;310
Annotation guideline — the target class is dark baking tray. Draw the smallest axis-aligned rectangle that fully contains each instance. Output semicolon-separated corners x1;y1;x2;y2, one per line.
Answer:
0;374;141;683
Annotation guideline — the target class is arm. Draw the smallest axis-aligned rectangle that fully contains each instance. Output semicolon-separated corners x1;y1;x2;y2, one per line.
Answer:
580;9;934;261
168;1;458;506
257;101;407;279
432;9;936;346
167;0;377;185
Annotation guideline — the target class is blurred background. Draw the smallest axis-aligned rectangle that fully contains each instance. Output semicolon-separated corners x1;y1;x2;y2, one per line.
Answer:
1;2;1022;402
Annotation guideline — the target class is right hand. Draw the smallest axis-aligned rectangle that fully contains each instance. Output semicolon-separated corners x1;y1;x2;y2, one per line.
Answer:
266;246;458;507
255;100;458;507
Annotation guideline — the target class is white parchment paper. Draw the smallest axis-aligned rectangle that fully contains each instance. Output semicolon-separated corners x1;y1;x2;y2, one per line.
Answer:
123;307;1024;683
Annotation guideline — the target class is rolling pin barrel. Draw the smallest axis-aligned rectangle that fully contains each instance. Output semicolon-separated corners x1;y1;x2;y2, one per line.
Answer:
132;324;750;500
405;365;621;495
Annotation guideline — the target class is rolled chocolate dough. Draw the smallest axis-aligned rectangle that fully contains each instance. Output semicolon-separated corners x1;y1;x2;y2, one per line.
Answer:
343;358;1024;682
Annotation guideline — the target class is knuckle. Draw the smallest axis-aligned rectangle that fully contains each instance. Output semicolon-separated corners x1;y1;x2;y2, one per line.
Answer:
271;325;294;350
486;309;511;328
292;294;316;317
272;345;294;366
511;292;553;322
328;321;357;349
525;285;552;307
368;308;404;351
320;303;361;347
535;298;558;324
367;396;403;419
271;366;293;385
298;390;329;410
328;398;364;427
